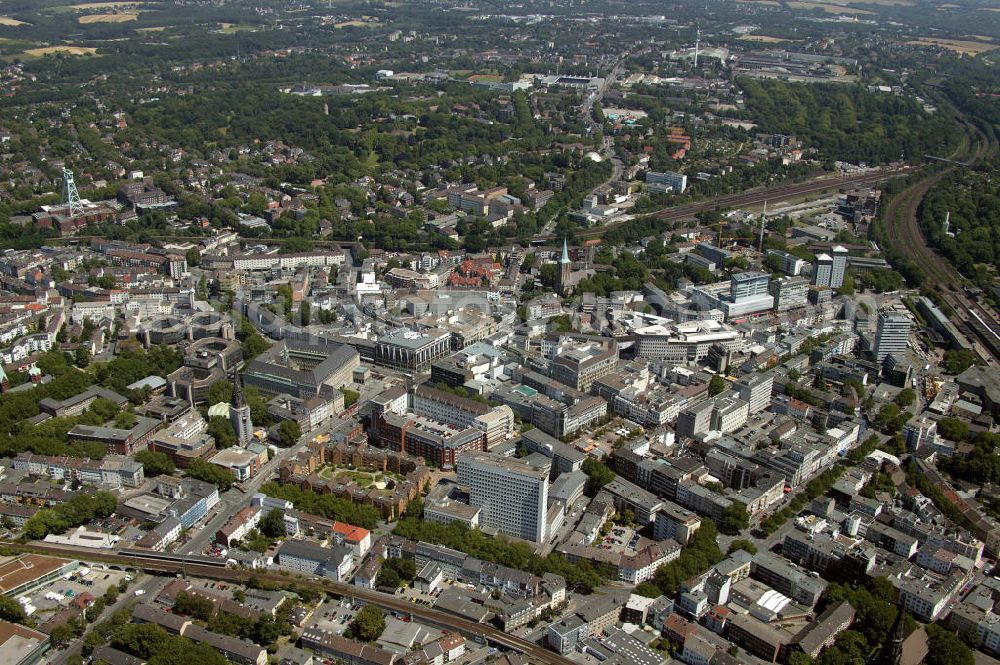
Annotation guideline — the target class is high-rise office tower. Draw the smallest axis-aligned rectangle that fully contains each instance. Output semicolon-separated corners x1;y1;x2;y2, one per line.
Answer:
457;451;549;543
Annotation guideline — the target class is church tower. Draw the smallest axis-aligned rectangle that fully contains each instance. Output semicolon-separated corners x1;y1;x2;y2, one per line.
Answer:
229;373;253;446
557;237;572;296
884;603;908;665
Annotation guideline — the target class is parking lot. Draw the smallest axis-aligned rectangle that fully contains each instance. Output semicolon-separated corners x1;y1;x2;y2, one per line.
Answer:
23;565;130;618
594;525;641;556
310;598;357;634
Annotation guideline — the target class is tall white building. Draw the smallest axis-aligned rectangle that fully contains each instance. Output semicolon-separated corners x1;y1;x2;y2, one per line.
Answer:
735;373;774;414
875;310;911;363
830;246;849;289
457;451;549;543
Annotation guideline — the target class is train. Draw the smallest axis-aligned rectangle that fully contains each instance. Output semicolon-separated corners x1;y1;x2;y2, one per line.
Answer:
116;548;229;568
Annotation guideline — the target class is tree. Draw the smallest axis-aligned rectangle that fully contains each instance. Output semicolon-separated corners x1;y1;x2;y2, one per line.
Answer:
147;637;227;665
185;459;233;491
173;592;215;621
0;595;26;624
340;388;360;408
895;388;916;408
260;509;286;539
582;457;615;496
719;502;750;535
206;380;234;406
74;346;91;368
278;419;301;446
708;374;727;397
942;349;976;375
938;417;969;442
112;624;172;659
347;605;385;642
185;247;201;268
114;410;137;429
300;300;311;326
925;624;975;665
375;566;401;589
135;450;175;477
208;416;237;449
727;539;758;556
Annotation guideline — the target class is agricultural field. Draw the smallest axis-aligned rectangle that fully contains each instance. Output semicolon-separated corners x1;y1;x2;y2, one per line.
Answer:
79;12;139;24
739;35;795;43
908;37;998;55
23;45;98;57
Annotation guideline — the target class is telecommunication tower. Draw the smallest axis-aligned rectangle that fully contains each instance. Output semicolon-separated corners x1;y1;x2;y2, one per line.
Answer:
62;168;83;218
694;27;701;68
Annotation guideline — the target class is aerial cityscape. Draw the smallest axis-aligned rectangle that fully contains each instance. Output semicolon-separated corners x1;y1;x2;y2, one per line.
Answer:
0;0;996;664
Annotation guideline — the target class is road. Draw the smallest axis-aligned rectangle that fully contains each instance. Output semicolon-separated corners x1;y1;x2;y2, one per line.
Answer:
9;542;576;665
182;438;306;555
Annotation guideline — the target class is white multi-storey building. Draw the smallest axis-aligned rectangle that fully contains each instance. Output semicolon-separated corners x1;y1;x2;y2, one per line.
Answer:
645;170;687;194
457;451;549;543
735;373;774;414
875;310;912;363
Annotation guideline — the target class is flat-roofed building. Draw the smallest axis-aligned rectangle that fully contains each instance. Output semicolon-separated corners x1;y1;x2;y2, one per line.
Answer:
0;555;77;597
542;334;619;391
375;328;451;373
458;451;549;543
412;384;514;450
243;340;359;399
0;619;49;665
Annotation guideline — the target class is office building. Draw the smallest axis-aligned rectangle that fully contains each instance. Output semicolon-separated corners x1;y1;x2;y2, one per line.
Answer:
676;400;715;439
769;276;808;311
730;272;770;301
735;373;774;414
830;246;848;289
543;334;619;391
375;328;451;373
875;310;912;363
457;451;549;543
811;253;833;287
412;384;514;450
242;340;359;399
646;170;687;194
275;540;354;582
765;249;807;276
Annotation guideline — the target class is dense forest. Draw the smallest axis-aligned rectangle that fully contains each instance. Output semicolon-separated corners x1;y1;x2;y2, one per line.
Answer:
919;164;1000;290
739;79;962;165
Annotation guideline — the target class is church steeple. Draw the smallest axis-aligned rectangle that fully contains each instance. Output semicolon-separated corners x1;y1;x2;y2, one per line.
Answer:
232;372;246;409
557;238;572;296
229;372;253;445
884;602;908;665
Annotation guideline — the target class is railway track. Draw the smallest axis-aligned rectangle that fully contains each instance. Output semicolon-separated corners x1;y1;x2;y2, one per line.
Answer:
531;167;910;243
882;109;1000;362
8;541;574;665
